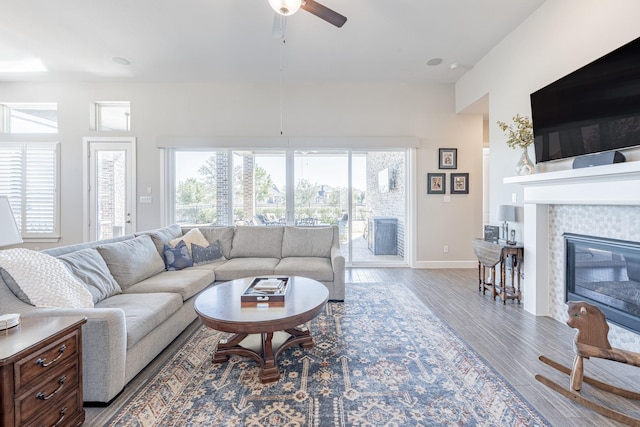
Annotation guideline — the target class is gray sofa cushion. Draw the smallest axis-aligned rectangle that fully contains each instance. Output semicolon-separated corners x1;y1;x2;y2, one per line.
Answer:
96;235;165;289
58;248;122;304
95;292;183;349
124;269;215;301
213;257;280;281
282;226;334;258
230;226;284;258
185;226;235;259
274;257;334;282
139;224;183;255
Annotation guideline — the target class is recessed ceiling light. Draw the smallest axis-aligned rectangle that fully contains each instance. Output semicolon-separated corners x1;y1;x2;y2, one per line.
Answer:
112;57;131;66
426;58;443;66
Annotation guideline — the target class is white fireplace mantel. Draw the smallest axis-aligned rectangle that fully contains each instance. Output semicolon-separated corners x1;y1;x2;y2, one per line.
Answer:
504;161;640;316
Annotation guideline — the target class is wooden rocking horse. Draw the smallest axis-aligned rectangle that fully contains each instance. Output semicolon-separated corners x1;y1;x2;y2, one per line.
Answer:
536;301;640;425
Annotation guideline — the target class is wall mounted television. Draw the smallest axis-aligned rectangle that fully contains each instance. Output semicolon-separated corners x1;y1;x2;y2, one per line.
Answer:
530;36;640;163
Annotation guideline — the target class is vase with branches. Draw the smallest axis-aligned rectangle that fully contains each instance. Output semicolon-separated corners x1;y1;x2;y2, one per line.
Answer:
497;114;535;175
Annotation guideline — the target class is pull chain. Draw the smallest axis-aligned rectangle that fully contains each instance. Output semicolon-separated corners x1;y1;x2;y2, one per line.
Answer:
279;38;285;135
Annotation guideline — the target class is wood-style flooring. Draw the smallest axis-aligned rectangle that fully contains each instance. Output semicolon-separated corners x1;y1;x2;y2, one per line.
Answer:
85;268;640;426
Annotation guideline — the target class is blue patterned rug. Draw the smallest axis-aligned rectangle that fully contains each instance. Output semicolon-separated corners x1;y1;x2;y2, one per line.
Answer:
107;283;550;426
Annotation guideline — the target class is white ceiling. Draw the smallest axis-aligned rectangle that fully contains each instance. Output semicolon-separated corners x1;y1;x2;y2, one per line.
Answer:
0;0;545;85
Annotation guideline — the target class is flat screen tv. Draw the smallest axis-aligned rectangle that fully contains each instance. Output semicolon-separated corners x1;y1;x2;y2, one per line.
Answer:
531;36;640;163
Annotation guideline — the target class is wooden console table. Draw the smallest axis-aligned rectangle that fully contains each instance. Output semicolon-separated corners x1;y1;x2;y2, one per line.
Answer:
472;238;524;304
0;316;86;427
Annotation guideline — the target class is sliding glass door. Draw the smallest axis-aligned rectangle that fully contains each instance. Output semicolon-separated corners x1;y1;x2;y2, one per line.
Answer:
168;148;407;265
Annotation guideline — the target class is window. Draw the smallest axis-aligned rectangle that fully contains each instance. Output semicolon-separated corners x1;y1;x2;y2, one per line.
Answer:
91;102;131;131
0;102;60;241
0;142;59;240
0;103;58;133
166;148;408;265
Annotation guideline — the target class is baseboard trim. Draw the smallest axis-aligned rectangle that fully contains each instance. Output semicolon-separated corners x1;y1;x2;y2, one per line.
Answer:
412;261;477;269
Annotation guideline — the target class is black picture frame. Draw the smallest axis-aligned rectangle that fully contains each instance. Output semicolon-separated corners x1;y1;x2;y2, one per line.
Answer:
427;173;446;194
484;225;500;243
450;173;469;194
439;148;457;169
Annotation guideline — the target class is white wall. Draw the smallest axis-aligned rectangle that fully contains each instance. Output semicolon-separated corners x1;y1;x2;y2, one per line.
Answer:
455;0;640;224
0;81;483;265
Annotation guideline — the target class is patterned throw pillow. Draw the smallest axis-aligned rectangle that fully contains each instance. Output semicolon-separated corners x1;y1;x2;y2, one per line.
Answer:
163;240;193;271
191;240;224;266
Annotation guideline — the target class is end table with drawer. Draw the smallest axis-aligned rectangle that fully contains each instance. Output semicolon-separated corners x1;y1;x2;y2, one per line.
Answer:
0;316;86;427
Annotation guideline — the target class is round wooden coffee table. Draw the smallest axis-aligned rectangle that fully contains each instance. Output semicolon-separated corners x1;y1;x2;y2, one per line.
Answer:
194;276;329;383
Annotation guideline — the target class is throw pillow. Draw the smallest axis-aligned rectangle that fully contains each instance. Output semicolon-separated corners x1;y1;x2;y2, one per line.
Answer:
58;248;122;304
0;267;33;305
169;227;209;256
0;248;94;308
163;240;193;271
96;235;165;289
191;240;224;266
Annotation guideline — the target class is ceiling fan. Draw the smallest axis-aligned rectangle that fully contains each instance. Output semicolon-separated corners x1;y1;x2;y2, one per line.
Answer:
268;0;347;28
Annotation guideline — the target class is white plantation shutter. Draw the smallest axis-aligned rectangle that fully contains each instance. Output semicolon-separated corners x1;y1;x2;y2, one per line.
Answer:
0;142;59;239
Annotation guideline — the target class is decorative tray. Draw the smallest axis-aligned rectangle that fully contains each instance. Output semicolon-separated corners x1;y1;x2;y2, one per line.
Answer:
241;277;290;307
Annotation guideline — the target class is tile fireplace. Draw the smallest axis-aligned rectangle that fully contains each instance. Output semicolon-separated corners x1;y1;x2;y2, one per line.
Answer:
506;160;640;351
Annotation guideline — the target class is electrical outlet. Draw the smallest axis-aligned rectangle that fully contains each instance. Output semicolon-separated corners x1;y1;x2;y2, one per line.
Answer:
443;245;449;253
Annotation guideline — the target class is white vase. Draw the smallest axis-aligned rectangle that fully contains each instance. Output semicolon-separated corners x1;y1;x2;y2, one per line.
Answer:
515;148;535;176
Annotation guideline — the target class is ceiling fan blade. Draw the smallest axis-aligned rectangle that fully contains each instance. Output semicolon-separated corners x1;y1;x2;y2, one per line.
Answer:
301;0;347;28
272;13;287;39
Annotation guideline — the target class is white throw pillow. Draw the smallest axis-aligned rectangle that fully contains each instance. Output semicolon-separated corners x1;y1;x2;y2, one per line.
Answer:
170;228;209;256
0;248;94;308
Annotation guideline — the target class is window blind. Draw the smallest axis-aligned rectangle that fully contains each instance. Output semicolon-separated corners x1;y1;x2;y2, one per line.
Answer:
0;142;59;238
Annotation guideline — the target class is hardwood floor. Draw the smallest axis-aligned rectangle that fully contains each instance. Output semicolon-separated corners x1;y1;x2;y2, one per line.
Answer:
85;268;640;426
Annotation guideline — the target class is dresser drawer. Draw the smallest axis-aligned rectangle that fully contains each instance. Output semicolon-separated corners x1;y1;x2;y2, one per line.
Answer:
14;329;80;391
16;360;80;424
24;387;83;427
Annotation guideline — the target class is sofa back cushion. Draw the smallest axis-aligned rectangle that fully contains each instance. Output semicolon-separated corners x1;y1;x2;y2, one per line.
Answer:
138;224;183;256
96;235;165;289
58;248;122;304
183;226;235;259
282;226;334;258
230;226;284;258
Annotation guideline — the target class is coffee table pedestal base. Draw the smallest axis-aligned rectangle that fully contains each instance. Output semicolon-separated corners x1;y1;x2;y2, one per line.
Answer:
212;326;313;383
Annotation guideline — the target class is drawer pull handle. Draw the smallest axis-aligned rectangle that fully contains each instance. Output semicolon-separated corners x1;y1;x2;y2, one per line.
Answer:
36;375;66;400
52;406;67;427
36;344;67;367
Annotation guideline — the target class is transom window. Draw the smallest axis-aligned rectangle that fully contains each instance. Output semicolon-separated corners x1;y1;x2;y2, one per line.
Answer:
0;103;58;133
91;101;131;131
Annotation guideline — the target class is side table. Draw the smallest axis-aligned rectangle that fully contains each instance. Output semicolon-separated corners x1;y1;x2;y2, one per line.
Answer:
472;238;524;304
0;316;87;427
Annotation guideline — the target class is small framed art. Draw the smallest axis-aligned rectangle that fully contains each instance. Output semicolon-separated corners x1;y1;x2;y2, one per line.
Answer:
427;173;446;194
450;173;469;194
438;148;457;169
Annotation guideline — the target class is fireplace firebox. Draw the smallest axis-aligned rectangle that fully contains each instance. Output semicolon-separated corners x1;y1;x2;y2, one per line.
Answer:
565;233;640;333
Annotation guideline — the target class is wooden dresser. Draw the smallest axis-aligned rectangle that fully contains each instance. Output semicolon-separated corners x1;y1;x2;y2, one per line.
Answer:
0;316;86;427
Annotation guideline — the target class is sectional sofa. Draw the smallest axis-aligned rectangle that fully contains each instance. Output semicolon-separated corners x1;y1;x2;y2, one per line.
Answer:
0;224;344;404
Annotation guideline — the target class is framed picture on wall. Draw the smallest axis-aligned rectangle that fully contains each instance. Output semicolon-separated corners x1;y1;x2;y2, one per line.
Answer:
438;148;457;169
427;173;446;194
450;173;469;194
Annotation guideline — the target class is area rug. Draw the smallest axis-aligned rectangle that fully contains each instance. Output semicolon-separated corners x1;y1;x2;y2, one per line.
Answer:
107;283;550;426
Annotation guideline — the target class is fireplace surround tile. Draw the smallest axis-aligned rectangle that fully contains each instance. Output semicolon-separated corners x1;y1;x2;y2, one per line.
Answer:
549;204;640;352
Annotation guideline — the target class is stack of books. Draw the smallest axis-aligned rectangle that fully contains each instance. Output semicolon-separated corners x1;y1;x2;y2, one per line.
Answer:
253;278;285;293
